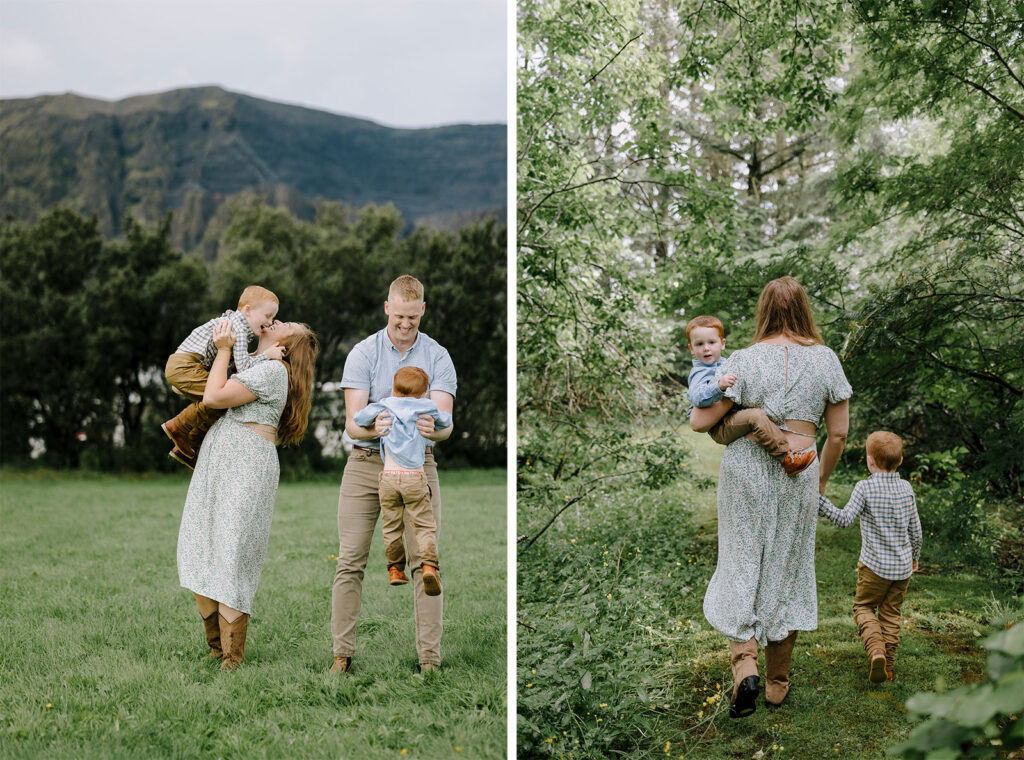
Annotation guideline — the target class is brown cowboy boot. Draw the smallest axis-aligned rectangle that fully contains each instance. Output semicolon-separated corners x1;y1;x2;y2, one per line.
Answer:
194;594;222;659
729;638;759;718
765;631;797;706
219;612;249;671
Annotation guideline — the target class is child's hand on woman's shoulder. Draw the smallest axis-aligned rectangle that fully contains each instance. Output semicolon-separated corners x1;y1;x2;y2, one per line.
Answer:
718;373;737;391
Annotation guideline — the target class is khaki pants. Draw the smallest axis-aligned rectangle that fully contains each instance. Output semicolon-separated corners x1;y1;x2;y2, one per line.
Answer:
379;471;438;570
331;447;443;665
708;407;789;458
853;563;911;659
164;353;223;442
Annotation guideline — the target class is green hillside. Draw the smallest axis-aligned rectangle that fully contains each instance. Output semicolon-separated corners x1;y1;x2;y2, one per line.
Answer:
0;86;506;252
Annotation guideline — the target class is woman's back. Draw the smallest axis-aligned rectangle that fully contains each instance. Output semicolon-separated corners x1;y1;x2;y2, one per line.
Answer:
719;343;851;429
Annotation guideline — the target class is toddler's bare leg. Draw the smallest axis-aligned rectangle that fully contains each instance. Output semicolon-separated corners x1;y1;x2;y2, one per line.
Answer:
708;408;788;457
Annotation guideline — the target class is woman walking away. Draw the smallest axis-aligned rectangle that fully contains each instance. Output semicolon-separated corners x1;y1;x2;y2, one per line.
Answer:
177;318;318;670
690;276;850;717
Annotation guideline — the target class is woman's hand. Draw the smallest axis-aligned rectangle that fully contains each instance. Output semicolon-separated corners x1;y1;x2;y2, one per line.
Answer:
212;319;235;350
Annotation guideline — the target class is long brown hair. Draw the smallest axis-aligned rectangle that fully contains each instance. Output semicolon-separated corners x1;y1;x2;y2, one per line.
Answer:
750;276;824;345
276;325;319;447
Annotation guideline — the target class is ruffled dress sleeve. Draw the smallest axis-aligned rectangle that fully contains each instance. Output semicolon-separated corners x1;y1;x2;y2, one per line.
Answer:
824;348;853;404
232;360;288;405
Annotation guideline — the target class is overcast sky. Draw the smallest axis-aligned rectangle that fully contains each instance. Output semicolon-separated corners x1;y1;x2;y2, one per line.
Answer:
0;0;507;128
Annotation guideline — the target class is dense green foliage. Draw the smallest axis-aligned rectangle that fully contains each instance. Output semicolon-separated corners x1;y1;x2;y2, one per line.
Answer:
888;623;1024;759
518;0;1023;754
0;86;506;253
0;204;506;470
0;470;506;759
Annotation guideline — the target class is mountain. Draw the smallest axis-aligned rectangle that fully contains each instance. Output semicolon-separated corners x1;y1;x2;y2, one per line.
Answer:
0;86;506;252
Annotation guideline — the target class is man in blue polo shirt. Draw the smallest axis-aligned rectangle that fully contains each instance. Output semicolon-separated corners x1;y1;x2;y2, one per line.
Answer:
329;275;457;674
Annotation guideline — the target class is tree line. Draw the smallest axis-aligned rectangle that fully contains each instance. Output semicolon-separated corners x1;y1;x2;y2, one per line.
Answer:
1;197;506;472
517;0;1022;560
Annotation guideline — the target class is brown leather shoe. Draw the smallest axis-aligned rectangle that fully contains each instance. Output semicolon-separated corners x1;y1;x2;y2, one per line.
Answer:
162;418;195;458
782;449;817;476
389;566;409;585
219;613;249;671
869;649;887;683
169;446;197;471
421;565;442;596
330;656;352;674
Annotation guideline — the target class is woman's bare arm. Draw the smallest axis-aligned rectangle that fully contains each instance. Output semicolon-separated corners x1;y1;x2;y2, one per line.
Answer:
690;398;735;432
818;399;849;493
202;320;259;409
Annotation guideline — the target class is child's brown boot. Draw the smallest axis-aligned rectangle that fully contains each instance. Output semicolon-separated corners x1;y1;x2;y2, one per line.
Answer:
169;446;197;470
885;643;896;681
421;565;442;596
219;612;249;671
868;648;887;683
782;449;817;476
162;417;195;458
389;566;409;585
330;656;352;674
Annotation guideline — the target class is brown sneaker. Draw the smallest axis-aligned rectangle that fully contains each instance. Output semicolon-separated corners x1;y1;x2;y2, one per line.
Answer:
389;566;409;585
162;418;195;458
869;649;887;683
329;656;352;674
169;446;197;471
422;565;442;596
782;449;816;476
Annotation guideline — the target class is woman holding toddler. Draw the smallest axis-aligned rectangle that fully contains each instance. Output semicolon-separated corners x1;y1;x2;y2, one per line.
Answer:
690;276;851;717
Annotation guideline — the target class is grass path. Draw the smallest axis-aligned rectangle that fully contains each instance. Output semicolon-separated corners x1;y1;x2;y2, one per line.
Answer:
663;430;1011;760
0;469;506;759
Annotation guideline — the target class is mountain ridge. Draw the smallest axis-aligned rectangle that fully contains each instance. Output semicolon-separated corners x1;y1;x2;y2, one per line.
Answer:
0;86;506;252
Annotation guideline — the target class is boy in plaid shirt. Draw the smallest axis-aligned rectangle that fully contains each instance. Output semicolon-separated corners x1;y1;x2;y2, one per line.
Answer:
161;285;282;469
818;431;922;683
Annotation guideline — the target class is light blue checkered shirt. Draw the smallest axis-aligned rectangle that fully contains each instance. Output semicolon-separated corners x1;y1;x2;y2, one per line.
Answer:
818;472;922;580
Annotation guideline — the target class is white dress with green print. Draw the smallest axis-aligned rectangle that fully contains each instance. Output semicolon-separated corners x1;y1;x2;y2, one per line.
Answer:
702;343;852;645
176;360;288;614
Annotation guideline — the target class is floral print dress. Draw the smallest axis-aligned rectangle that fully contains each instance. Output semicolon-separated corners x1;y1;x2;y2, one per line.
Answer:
702;343;852;645
177;360;288;614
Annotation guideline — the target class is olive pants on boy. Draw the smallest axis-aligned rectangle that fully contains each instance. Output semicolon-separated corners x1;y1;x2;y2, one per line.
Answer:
331;447;443;666
378;471;439;571
164;352;224;443
708;407;789;457
853;563;910;670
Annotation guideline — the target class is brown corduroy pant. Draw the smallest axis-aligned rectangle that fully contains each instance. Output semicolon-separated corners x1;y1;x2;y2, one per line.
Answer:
164;352;224;443
853;563;911;665
708;407;790;458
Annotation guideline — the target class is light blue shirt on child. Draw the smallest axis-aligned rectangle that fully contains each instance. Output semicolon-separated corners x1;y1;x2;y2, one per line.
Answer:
352;397;453;470
687;358;724;416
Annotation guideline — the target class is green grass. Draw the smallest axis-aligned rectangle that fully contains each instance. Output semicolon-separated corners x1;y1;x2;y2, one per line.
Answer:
663;430;1018;760
517;431;1020;759
0;468;506;759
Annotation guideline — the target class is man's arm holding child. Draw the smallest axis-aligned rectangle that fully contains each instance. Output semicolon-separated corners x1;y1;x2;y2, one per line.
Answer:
817;483;865;528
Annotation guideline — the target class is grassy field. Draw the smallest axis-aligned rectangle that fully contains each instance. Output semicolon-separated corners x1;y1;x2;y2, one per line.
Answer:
517;430;1019;759
663;431;1018;760
0;468;506;760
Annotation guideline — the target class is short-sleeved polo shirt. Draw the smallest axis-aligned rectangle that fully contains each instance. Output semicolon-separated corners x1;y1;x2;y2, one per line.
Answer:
340;328;457;451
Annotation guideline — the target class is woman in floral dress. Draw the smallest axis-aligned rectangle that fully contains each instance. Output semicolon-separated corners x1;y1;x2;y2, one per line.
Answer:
177;318;319;670
690;277;851;717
